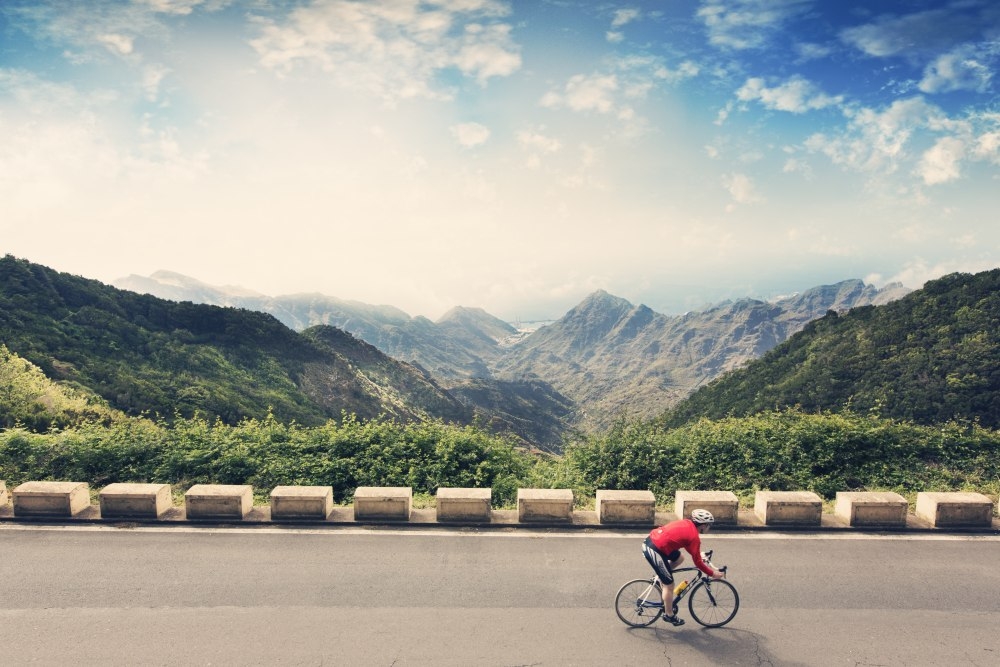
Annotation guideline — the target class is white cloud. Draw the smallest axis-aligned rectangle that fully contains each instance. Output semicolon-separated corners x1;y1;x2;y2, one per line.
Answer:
451;122;490;147
540;56;684;135
803;96;1000;190
918;136;966;185
973;130;1000;163
919;47;993;93
722;172;764;211
885;258;1000;289
804;96;944;175
141;0;215;15
453;23;522;84
97;33;134;55
952;233;977;249
250;0;520;101
12;1;225;61
517;129;561;154
736;75;842;113
611;8;640;28
697;0;812;50
142;64;170;101
654;60;700;84
783;157;812;178
839;7;993;59
542;73;619;114
794;42;833;61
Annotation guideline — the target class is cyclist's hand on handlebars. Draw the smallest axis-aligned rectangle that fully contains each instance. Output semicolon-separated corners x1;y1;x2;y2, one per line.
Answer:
711;569;726;580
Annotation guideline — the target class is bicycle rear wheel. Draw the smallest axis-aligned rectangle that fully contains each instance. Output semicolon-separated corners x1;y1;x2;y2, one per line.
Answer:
687;579;739;628
614;579;663;627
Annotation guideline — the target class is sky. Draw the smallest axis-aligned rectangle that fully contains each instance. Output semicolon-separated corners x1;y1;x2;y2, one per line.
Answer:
2;0;999;321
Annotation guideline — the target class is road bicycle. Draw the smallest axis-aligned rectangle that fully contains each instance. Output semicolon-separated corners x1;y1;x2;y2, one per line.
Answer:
614;549;740;628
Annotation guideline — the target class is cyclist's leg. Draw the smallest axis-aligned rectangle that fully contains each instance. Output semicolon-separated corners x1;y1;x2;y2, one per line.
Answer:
660;549;681;613
642;538;679;611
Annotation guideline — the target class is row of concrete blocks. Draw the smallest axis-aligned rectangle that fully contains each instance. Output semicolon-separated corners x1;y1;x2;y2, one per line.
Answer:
1;480;996;528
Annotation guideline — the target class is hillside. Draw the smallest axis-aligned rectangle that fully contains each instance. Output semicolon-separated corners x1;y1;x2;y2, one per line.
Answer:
0;344;121;431
0;256;468;428
662;270;1000;428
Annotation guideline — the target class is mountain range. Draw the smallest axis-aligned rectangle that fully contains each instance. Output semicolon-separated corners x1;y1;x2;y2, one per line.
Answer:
114;270;910;437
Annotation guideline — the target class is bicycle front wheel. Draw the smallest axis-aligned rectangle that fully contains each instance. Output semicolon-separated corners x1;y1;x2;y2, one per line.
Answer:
688;579;740;628
614;579;663;627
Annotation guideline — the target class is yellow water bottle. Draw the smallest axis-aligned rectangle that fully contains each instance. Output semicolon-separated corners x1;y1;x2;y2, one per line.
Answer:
675;580;688;596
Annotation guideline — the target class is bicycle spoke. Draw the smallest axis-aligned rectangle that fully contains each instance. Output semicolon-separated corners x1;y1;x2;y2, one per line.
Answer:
615;579;663;628
687;580;740;628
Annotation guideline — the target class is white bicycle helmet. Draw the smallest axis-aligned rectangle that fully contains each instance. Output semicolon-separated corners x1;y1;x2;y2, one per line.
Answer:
690;509;715;525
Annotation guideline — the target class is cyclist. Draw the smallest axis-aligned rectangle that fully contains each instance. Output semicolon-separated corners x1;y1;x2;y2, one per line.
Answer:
642;508;725;626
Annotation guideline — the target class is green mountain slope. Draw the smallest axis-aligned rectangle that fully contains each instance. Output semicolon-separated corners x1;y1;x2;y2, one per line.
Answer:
663;270;1000;428
0;344;122;431
0;255;467;427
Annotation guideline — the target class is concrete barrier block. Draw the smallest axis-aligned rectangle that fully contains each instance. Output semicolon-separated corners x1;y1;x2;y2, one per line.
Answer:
596;490;656;525
517;488;573;522
270;486;334;520
916;492;993;527
184;484;253;520
436;487;491;522
835;492;907;527
674;490;738;525
754;491;822;526
13;481;91;517
100;483;172;519
0;480;7;506
354;486;411;521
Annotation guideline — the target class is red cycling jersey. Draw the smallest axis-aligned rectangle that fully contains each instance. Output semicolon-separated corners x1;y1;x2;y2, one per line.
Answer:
648;518;714;576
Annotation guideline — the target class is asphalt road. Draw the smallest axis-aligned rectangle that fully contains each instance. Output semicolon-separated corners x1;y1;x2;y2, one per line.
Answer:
1;524;998;666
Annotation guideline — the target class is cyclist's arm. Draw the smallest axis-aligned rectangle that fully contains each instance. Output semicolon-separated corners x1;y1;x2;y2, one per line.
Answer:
688;533;725;578
687;535;715;577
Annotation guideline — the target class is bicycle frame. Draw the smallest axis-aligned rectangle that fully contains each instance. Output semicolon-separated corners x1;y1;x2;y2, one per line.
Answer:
650;550;725;609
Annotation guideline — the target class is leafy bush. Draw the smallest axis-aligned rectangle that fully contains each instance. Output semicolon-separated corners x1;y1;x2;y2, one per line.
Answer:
564;409;1000;502
0;413;533;506
1;409;997;508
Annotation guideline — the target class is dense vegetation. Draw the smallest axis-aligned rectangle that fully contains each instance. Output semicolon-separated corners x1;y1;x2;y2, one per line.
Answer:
565;410;999;502
663;270;1000;429
0;414;533;505
2;390;996;505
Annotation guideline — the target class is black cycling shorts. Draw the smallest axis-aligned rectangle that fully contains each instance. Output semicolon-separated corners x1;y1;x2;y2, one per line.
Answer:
642;536;681;584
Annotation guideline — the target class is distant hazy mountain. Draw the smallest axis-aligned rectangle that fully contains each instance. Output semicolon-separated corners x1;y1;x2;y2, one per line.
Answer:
492;280;910;430
115;271;513;381
115;270;910;436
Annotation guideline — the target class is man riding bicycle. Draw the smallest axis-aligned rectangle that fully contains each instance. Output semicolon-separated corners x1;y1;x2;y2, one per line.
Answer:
642;508;725;626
